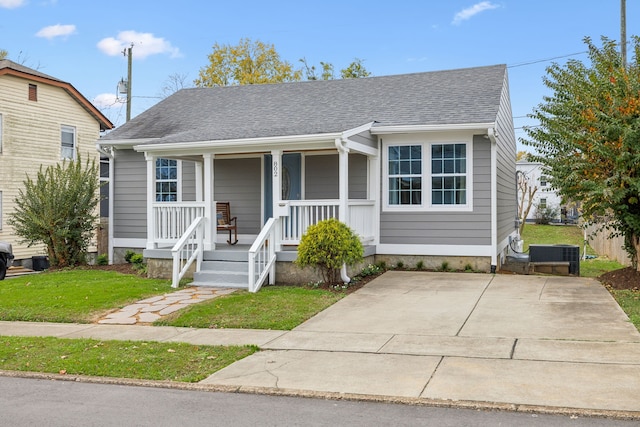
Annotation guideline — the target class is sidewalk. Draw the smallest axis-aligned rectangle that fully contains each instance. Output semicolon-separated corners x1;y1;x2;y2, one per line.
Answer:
1;272;640;418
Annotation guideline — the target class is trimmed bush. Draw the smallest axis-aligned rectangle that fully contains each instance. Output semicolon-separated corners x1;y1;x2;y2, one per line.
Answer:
295;218;363;285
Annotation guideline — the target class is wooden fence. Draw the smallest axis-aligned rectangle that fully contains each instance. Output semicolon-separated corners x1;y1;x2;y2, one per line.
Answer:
583;222;631;266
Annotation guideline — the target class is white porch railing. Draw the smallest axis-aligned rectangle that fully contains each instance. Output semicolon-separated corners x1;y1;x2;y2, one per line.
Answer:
248;217;277;293
171;216;204;288
153;202;205;246
280;200;375;244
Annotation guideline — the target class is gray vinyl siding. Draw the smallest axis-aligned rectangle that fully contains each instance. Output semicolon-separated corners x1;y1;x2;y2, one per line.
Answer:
495;71;517;244
113;150;147;239
305;154;368;200
350;129;377;150
214;157;261;234
379;138;492;245
181;161;196;202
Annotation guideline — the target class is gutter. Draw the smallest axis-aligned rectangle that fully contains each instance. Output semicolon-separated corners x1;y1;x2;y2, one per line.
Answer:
487;127;498;273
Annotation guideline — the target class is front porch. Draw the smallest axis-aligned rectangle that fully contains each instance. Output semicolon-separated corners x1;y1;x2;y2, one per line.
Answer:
144;198;377;291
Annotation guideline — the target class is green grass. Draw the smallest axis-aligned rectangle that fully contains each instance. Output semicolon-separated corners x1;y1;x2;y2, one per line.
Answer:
610;290;640;330
0;336;257;382
0;269;173;323
155;286;345;330
520;224;625;278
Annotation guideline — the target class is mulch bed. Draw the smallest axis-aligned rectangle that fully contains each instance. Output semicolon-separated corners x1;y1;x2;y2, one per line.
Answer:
599;267;640;290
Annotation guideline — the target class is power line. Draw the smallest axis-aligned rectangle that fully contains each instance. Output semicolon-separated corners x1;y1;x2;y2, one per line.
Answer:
507;51;588;68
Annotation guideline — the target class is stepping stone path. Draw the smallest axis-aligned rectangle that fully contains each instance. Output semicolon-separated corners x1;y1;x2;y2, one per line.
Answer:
98;287;236;325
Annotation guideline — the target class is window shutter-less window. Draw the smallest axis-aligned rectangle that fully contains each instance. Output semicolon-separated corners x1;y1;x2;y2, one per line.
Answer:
28;84;37;101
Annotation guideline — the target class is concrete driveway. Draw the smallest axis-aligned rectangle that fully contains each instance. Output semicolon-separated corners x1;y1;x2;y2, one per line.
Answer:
202;272;640;414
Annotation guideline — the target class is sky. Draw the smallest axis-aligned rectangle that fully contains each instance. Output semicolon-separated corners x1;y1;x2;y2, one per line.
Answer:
1;0;639;149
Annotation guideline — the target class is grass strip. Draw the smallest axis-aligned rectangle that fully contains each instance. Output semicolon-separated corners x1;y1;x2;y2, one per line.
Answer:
0;336;257;382
610;289;640;331
156;286;345;330
0;269;173;323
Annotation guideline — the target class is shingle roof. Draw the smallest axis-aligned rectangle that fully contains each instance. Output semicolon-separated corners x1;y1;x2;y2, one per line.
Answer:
102;64;507;144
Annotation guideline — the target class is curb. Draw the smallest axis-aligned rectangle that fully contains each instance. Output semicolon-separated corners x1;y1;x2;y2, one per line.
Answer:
2;369;639;421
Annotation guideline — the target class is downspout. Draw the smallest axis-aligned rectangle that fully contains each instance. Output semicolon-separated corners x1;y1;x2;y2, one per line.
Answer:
96;143;115;265
335;137;351;284
487;128;498;273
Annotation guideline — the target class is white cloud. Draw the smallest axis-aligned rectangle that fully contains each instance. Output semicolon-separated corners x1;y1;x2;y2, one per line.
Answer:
93;93;121;109
97;30;181;59
35;24;76;39
452;1;500;25
0;0;26;9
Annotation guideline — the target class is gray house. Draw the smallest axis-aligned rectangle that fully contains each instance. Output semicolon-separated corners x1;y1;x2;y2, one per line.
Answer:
98;64;517;291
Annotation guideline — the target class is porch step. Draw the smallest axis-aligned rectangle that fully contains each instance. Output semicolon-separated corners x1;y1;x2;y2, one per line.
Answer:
192;260;249;289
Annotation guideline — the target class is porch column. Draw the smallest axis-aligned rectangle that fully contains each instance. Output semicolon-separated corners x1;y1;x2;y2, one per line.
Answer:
369;154;381;246
336;139;349;222
271;150;282;251
195;161;203;202
203;153;215;251
144;153;156;249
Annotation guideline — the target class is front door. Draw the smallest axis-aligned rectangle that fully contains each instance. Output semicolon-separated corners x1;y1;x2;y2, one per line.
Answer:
264;153;301;222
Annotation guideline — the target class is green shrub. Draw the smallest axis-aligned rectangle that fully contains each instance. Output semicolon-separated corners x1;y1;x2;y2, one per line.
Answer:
416;260;425;270
124;250;137;264
464;263;474;272
295;218;363;285
130;253;144;265
439;261;450;272
96;254;108;265
396;261;404;269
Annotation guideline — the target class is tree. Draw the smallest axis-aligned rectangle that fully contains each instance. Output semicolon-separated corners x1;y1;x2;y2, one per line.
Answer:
340;58;372;79
522;36;640;268
0;49;7;60
299;57;372;81
517;171;538;235
516;150;529;161
160;72;191;98
8;156;101;267
195;38;301;87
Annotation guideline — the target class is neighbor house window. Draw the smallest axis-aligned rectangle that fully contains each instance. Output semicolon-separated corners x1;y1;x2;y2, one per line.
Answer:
539;198;547;209
0;113;3;153
384;141;471;211
388;145;422;205
28;84;37;101
0;191;3;230
431;143;467;205
540;175;547;187
61;125;76;160
155;158;178;201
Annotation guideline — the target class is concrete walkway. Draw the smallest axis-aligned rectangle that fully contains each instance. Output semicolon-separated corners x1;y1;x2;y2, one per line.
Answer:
1;271;640;417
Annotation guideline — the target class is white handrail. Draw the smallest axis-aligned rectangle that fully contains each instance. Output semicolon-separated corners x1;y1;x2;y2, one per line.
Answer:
248;217;277;293
171;216;204;288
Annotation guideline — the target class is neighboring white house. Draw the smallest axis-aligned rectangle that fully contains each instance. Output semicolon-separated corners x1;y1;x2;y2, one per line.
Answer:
516;160;571;223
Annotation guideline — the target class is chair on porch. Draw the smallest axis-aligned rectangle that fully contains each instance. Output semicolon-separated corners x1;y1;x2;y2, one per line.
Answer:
216;202;238;245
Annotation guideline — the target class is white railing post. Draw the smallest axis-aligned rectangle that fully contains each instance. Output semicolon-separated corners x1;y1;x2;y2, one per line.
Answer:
248;217;278;293
171;216;204;288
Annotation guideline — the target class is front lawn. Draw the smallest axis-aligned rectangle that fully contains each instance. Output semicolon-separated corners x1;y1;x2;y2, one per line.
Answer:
155;286;345;330
0;269;172;323
0;336;256;382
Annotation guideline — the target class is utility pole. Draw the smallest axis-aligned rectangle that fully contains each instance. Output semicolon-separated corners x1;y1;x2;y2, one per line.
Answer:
621;0;627;65
125;44;133;122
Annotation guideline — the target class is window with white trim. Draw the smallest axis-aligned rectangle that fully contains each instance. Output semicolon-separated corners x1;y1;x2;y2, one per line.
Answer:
431;143;467;205
155;158;178;201
388;145;422;205
384;140;471;211
61;125;76;160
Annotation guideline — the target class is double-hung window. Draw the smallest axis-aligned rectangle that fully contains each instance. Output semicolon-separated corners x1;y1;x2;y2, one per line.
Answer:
155;158;178;201
431;143;467;205
384;140;471;211
61;125;76;160
388;145;422;205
